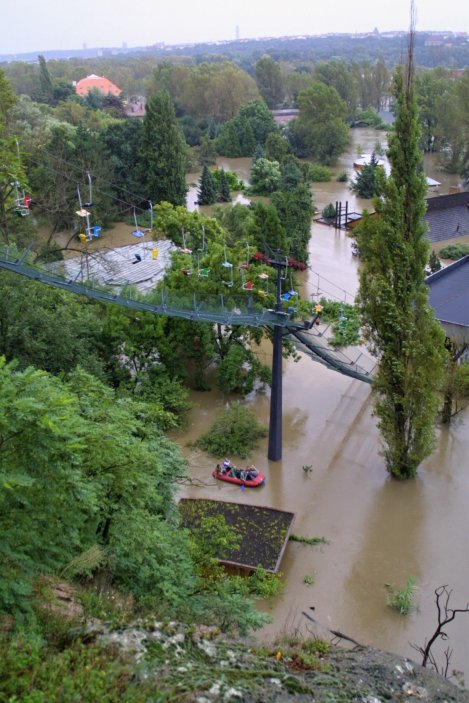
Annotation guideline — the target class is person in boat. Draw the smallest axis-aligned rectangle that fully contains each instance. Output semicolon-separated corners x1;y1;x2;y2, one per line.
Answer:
246;465;258;480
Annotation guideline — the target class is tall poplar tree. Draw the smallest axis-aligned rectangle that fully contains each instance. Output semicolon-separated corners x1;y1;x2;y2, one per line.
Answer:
357;25;447;479
139;91;187;206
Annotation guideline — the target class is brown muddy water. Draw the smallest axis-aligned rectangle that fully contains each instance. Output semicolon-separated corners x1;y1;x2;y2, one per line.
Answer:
175;130;469;681
58;129;468;678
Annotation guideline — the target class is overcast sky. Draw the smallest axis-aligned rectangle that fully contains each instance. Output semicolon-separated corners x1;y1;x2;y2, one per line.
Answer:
1;0;467;55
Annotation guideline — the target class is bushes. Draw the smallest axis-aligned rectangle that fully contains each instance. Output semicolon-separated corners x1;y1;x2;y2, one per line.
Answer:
438;243;469;260
308;163;332;182
193;403;267;458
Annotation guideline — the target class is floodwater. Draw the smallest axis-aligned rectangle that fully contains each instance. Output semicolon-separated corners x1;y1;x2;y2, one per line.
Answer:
174;129;469;681
56;129;468;679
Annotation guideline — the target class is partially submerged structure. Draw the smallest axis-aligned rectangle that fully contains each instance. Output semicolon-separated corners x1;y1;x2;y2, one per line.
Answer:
178;498;295;574
424;191;469;245
426;254;469;350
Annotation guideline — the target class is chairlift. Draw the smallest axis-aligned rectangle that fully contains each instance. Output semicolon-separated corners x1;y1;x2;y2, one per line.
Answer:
132;206;145;238
338;305;348;336
181;252;193;276
197;253;210;278
13;182;30;217
239;242;250;270
257;271;269;298
198;224;206;253
281;273;299;306
240;269;254;291
76;184;101;241
222;243;233;287
147;201;154;231
84;171;94;207
13;141;30;217
179;227;192;254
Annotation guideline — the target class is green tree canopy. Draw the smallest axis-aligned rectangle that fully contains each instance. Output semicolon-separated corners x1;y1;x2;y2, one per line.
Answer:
197;165;217;205
289;81;351;164
139;90;187;206
255;55;284;108
357;47;447;479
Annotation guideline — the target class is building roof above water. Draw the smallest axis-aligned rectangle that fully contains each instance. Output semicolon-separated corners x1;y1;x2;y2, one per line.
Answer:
426;255;469;329
424;191;469;244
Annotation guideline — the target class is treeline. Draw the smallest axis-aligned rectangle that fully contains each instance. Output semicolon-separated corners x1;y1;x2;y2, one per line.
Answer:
3;30;469;71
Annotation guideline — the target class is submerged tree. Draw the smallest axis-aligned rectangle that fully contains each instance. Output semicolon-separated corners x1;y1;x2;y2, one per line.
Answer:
351;152;383;199
197;165;217;205
217;168;231;203
357;23;447;479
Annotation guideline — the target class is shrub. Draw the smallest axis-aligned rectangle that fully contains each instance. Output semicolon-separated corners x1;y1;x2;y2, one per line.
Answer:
321;203;336;219
193;403;267;458
211;168;244;191
385;577;418;615
308;163;332;182
319;298;361;347
438;243;469;260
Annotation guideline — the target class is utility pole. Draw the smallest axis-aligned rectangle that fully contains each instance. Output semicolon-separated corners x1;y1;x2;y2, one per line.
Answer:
267;253;288;461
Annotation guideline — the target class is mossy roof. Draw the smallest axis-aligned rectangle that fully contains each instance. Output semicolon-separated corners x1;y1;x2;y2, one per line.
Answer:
178;498;295;573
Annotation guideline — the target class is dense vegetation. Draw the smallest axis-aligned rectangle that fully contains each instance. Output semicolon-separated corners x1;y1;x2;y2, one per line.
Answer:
356;39;447;479
1;32;469;697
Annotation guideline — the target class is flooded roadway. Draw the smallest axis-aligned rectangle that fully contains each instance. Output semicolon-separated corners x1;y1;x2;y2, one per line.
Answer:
176;130;469;680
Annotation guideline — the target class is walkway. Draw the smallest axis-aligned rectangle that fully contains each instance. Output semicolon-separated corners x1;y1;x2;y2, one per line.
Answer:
0;244;375;383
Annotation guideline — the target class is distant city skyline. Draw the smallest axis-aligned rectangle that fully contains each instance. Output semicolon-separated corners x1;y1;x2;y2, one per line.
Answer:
1;0;467;56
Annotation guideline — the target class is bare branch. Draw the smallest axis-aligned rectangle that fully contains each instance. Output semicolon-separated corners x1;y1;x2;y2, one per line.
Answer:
411;585;469;675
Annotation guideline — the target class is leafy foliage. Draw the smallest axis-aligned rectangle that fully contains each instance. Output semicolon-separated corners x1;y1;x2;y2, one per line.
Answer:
438;243;469;260
321;203;336;219
319;298;361;347
289;81;351;164
216;100;277;157
350;152;384;199
197;165;217;205
193;403;267;459
0;635;153;702
385;577;418;615
356;56;447;479
0;359;192;615
139;90;187;206
308;163;332;182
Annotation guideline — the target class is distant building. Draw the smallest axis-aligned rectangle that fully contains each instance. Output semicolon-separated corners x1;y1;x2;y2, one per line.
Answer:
75;74;122;97
271;108;299;125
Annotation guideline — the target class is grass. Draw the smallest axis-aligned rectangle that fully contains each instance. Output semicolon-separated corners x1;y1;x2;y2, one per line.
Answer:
303;575;315;586
385;577;418;615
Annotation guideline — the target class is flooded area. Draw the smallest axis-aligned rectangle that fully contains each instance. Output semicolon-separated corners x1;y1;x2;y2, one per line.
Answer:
174;129;469;680
56;128;468;678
